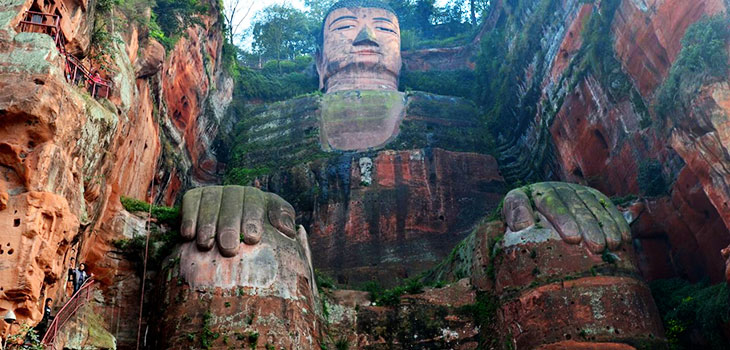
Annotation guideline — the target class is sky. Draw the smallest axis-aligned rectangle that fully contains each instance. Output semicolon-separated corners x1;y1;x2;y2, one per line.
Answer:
233;0;452;49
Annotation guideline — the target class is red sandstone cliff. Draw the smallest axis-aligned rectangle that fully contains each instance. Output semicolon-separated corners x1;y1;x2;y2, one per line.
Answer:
0;0;231;347
497;0;730;285
1;0;730;348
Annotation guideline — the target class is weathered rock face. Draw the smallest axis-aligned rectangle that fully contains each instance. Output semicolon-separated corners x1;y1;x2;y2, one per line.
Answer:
0;192;78;324
312;148;504;287
0;1;115;327
324;279;480;349
153;222;321;349
0;0;231;346
495;183;665;349
489;0;730;285
220;91;504;286
612;0;726;96
160;16;233;187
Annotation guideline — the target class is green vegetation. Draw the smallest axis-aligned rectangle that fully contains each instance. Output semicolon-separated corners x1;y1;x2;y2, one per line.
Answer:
225;166;273;187
570;0;632;100
234;60;319;102
457;292;500;349
476;0;560;141
120;196;181;226
246;331;259;349
637;159;668;197
650;279;730;349
90;0;124;71
111;201;182;276
315;269;337;290
399;69;477;100
6;323;44;350
153;0;207;44
251;6;316;66
610;194;638;207
601;249;618;264
334;337;350;350
200;311;220;350
655;15;730;119
362;278;425;306
91;0;209;72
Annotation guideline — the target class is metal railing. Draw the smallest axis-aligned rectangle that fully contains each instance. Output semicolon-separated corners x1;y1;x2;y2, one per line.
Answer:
17;11;113;99
40;279;95;350
64;54;90;87
88;77;112;99
18;11;63;50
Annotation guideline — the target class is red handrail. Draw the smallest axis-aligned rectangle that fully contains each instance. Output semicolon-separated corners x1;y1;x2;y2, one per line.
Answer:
18;11;61;45
16;11;113;100
41;279;95;350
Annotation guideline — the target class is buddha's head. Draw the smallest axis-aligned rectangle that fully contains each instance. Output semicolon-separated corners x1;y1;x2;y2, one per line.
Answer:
317;0;402;93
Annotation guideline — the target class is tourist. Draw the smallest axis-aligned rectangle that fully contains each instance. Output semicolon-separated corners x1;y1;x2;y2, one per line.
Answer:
35;298;53;338
72;263;89;294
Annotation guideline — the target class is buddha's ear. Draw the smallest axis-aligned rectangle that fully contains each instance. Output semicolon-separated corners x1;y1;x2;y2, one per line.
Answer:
315;48;325;91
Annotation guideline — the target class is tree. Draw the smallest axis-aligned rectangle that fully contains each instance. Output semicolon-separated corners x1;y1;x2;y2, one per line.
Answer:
154;0;205;35
415;0;437;35
305;0;337;22
250;5;315;71
222;0;255;45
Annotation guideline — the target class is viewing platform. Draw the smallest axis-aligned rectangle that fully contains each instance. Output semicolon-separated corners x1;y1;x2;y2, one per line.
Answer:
17;10;113;100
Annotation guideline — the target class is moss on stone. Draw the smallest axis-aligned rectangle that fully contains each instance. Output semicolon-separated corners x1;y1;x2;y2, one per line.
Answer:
222;95;324;185
320;90;403;124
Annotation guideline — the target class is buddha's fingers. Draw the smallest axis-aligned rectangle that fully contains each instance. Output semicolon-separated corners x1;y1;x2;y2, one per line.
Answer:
570;184;622;250
196;186;223;251
217;186;245;257
268;193;297;238
586;187;632;243
553;184;606;253
181;188;203;241
533;183;582;245
242;187;266;245
503;188;535;232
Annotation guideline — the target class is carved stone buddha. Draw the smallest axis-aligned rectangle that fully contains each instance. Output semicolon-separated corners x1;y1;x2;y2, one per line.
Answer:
156;1;664;348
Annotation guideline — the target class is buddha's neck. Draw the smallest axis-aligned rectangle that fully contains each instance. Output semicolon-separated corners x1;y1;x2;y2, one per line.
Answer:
325;70;398;93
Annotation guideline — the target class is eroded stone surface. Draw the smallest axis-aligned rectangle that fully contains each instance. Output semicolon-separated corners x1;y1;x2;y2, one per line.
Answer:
325;279;479;349
499;276;664;349
0;191;78;325
503;183;631;254
494;183;665;348
155;188;320;349
320;90;406;151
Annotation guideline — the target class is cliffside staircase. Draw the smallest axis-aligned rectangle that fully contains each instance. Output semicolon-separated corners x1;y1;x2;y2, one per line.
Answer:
40;279;96;350
17;10;112;99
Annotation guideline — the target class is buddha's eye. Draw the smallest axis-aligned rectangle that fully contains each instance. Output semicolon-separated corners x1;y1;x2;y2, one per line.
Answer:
335;25;354;31
376;27;396;34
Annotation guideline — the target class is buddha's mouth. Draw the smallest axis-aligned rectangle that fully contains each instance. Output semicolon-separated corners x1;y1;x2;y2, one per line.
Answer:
353;49;381;56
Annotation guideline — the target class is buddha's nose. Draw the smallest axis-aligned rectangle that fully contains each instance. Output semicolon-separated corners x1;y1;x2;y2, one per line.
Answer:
353;26;379;46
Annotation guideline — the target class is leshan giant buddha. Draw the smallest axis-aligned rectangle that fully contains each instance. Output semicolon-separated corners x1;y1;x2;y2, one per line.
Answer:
154;1;665;348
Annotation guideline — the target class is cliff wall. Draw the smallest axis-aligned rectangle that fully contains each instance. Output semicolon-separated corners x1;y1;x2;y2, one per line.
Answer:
484;0;730;283
0;0;231;347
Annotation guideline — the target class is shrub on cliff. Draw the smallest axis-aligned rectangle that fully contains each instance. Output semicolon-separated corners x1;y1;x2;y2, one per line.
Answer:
655;15;730;118
235;65;318;102
399;69;477;100
651;279;730;349
120;196;181;226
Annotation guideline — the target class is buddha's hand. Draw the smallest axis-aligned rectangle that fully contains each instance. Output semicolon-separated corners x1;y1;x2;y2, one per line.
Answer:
181;186;297;257
502;182;631;253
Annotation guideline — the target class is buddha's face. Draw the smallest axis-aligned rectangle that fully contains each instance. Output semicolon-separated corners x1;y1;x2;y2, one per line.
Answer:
318;7;402;92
